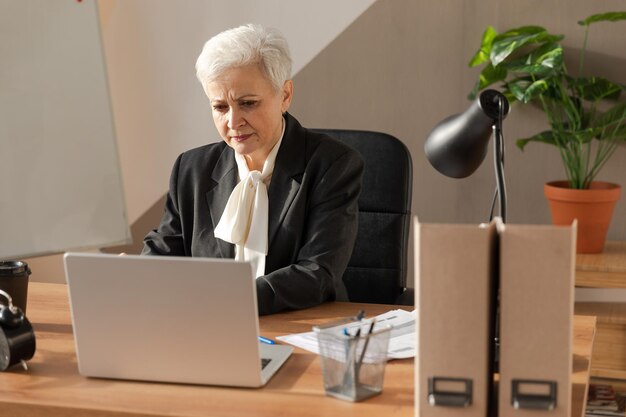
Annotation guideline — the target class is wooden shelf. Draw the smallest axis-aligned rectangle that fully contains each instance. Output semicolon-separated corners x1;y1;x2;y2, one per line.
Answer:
575;241;626;380
576;241;626;288
588;322;626;379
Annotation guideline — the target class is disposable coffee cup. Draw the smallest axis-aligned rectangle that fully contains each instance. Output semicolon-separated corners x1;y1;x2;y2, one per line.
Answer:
0;261;31;314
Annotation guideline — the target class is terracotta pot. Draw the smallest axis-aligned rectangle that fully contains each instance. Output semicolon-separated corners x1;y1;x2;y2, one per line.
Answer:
544;181;621;253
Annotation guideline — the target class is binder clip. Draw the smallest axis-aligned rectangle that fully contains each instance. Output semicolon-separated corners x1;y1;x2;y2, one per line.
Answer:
0;289;36;371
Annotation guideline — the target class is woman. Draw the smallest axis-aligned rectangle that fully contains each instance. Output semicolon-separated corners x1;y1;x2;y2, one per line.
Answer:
142;24;364;315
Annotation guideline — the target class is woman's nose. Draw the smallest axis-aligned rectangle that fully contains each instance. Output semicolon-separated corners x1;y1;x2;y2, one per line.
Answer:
227;108;245;129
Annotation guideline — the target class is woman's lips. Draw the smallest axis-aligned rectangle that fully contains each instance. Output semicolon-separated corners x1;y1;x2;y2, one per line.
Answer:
231;134;252;142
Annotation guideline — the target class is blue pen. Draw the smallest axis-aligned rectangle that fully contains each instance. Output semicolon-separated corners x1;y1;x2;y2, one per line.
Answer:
258;336;275;345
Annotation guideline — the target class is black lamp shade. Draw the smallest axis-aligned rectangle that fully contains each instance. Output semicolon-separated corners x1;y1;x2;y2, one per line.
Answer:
425;90;509;178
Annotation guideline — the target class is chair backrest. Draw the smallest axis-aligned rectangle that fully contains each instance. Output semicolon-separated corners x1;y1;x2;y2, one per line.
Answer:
312;129;413;304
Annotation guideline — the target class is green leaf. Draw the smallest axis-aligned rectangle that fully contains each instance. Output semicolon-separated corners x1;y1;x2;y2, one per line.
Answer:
470;15;626;185
478;63;507;90
578;11;626;26
505;44;563;76
469;26;497;67
571;126;603;144
490;26;545;66
550;88;584;131
490;26;563;66
595;102;626;137
601;124;626;142
468;63;508;100
523;79;550;102
468;82;480;100
529;42;564;69
502;90;518;104
506;78;532;102
598;102;626;123
571;77;623;102
516;131;557;150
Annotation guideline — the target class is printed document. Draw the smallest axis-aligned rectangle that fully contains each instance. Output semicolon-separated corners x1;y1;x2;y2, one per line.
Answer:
276;309;415;359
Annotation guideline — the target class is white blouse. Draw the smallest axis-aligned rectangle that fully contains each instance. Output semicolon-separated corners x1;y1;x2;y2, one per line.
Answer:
213;121;285;278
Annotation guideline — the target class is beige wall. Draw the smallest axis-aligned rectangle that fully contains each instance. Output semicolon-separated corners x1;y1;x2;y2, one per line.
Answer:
289;1;626;287
25;0;626;286
291;0;626;228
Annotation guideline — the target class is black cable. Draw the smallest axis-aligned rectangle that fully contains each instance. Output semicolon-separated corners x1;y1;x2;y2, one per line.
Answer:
493;97;507;223
488;186;498;222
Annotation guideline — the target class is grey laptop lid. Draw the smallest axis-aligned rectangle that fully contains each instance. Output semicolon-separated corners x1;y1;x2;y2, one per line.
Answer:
63;253;292;387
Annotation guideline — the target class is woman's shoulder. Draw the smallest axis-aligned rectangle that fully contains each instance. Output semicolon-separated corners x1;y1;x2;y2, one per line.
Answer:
303;129;362;164
178;141;230;165
285;113;355;157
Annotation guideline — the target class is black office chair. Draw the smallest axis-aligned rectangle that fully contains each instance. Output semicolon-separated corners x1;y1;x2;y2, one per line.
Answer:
312;129;413;305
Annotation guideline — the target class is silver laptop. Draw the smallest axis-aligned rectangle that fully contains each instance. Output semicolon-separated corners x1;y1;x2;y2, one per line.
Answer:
63;252;293;387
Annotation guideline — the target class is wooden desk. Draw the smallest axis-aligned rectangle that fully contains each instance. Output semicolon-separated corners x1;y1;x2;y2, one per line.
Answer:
575;240;626;379
0;283;594;417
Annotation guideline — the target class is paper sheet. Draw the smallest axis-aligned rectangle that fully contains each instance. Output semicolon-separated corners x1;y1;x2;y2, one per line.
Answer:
276;309;416;359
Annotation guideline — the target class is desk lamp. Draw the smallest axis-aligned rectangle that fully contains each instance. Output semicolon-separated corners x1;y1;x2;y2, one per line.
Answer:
425;89;510;222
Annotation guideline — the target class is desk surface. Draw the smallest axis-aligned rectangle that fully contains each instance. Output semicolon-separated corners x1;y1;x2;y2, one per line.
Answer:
0;283;595;417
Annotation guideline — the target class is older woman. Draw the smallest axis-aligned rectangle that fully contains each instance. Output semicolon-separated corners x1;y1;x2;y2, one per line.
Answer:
142;24;364;315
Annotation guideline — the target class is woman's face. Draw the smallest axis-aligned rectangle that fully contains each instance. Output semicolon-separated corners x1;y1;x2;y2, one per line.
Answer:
206;64;293;171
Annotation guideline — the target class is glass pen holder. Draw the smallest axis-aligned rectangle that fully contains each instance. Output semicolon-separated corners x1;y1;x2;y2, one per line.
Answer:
313;318;391;402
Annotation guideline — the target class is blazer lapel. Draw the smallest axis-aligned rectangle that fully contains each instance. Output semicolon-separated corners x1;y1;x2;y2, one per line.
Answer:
267;114;306;247
205;146;237;258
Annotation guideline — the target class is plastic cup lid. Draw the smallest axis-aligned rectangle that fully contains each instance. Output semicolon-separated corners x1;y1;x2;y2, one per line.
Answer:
0;261;31;277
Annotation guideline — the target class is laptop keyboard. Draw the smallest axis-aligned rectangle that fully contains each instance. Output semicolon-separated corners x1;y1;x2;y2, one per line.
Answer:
261;358;272;369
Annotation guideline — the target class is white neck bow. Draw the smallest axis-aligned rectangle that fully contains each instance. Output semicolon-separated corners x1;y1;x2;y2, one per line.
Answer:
214;122;284;277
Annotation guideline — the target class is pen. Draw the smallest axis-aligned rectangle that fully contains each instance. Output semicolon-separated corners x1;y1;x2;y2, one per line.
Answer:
355;318;377;383
357;318;377;365
343;309;366;337
258;336;275;345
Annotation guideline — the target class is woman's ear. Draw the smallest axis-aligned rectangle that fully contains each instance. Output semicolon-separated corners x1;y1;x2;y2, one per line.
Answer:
281;80;293;113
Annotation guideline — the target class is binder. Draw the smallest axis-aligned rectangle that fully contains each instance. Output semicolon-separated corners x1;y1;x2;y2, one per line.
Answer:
498;224;575;417
415;219;498;417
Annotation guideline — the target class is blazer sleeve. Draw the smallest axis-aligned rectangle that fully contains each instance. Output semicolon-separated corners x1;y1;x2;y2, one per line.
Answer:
256;148;364;315
141;154;187;256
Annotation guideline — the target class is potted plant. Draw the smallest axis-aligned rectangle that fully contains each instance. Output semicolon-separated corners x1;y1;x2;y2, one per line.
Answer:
468;11;626;253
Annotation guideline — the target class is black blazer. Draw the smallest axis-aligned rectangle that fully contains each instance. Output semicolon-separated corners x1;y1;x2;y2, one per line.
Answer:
142;113;364;315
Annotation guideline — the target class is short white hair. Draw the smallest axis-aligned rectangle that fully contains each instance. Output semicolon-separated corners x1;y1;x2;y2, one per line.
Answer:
195;24;292;94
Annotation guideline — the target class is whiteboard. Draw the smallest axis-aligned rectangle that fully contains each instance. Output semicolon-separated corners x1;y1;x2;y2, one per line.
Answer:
0;0;130;259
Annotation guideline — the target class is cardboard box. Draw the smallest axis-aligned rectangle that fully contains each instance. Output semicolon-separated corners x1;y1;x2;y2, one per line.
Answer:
415;219;498;417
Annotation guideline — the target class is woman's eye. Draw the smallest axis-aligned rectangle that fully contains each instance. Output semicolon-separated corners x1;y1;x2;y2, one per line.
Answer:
212;105;228;112
241;101;257;108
